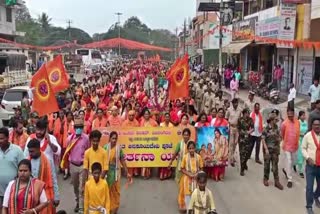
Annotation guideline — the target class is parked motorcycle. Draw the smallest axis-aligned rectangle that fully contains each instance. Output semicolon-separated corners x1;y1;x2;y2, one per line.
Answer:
267;82;280;104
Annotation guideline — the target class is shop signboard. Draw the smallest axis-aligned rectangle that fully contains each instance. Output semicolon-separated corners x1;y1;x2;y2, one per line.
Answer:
232;16;258;41
208;23;232;49
278;3;297;48
297;56;313;95
256;17;280;39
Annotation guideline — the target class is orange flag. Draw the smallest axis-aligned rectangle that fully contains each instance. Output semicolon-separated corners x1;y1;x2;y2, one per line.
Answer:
166;57;181;79
45;55;69;93
168;54;189;100
31;65;59;117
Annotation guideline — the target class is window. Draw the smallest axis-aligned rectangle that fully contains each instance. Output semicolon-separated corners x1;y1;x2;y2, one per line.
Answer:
3;91;24;102
6;8;12;22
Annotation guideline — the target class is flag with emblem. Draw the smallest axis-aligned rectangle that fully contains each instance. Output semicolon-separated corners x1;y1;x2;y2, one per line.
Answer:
31;65;59;116
45;55;69;93
167;54;189;100
166;57;181;79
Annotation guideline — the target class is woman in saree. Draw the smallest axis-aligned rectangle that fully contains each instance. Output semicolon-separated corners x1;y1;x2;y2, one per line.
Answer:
2;159;49;214
104;131;131;214
179;114;193;129
212;129;229;181
140;108;158;179
194;113;210;127
168;128;191;213
296;110;308;178
180;141;204;209
210;108;229;127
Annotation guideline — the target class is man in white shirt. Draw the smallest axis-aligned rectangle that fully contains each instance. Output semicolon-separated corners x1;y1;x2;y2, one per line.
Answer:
302;118;320;214
24;119;61;163
249;103;263;164
308;79;320;111
288;83;296;109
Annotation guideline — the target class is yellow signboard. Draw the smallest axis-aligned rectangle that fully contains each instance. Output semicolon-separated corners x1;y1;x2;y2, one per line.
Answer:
98;127;196;168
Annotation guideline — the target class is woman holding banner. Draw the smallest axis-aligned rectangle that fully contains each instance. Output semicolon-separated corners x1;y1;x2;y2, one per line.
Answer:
195;113;210;127
212;129;229;181
210;108;229;127
179;114;193;129
104;131;131;214
168;128;191;213
140;108;158;179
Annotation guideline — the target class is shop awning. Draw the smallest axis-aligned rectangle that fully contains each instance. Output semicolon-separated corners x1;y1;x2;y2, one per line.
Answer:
222;41;252;54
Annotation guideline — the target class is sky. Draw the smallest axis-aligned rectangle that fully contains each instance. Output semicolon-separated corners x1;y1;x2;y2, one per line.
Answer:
26;0;196;36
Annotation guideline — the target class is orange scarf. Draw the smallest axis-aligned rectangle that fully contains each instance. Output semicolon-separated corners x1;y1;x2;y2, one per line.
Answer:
8;178;44;214
311;130;320;166
53;117;69;149
282;118;300;151
250;112;263;133
60;134;81;169
9;131;29;150
30;134;49;152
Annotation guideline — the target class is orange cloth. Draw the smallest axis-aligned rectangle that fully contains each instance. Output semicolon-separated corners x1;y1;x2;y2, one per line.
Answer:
140;118;158;127
281;118;300;152
92;117;108;129
46;55;69;93
8;178;45;214
250;112;263;133
9;131;29;150
122;119;140;127
53;117;69;149
107;115;122;127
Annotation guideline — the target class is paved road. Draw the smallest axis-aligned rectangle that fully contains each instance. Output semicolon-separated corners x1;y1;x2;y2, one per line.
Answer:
57;155;317;214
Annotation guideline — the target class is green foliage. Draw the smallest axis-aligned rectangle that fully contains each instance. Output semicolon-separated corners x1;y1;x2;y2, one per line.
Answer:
15;4;175;59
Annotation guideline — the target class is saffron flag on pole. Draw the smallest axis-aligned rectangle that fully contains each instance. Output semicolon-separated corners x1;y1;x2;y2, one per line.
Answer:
45;55;69;93
168;54;189;100
31;65;59;117
166;57;181;79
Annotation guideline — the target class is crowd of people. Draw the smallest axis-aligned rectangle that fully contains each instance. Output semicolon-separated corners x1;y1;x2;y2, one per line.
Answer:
0;59;320;214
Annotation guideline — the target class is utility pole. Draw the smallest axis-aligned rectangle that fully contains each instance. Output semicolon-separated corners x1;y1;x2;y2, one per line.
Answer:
66;19;73;41
183;19;187;55
115;12;123;57
219;0;223;77
174;27;178;59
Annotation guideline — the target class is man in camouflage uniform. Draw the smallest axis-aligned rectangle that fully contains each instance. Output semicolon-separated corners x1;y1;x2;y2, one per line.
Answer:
261;112;284;190
237;108;254;175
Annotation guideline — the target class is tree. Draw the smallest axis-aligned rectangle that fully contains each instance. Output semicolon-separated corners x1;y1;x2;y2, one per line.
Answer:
38;12;52;32
15;3;32;23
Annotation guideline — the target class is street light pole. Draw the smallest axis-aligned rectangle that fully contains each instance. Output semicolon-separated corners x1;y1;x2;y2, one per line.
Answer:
219;0;223;80
115;12;122;56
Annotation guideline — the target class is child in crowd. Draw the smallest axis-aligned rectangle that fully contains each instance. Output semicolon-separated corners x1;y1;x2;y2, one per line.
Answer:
181;141;204;208
84;162;110;214
188;171;217;214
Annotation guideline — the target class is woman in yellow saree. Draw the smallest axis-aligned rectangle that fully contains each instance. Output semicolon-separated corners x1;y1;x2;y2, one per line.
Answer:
104;131;131;214
168;128;191;213
180;141;204;210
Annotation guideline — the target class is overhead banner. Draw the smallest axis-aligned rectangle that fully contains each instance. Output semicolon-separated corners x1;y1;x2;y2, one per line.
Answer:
281;0;307;3
98;127;196;167
232;16;258;41
256;17;280;39
278;3;297;48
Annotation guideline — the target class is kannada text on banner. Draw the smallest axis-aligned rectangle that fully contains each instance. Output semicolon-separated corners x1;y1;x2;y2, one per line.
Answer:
98;127;196;168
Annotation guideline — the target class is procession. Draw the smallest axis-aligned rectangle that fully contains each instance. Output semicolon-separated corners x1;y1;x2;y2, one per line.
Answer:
0;0;320;214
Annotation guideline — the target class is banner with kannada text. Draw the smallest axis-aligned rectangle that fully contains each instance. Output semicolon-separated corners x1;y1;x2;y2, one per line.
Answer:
98;127;196;168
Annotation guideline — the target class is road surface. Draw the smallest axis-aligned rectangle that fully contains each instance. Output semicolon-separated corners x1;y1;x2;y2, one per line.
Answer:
57;155;315;214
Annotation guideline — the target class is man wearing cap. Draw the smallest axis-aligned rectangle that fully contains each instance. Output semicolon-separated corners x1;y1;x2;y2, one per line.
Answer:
226;98;242;166
61;117;90;213
244;91;256;113
308;99;320;131
26;112;40;135
8;106;23;128
261;112;283;190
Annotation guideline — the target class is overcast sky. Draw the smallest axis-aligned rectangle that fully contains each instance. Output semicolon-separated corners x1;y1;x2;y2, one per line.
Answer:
26;0;196;35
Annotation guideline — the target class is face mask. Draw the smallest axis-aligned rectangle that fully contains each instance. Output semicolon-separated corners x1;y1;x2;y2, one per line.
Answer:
75;128;83;135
